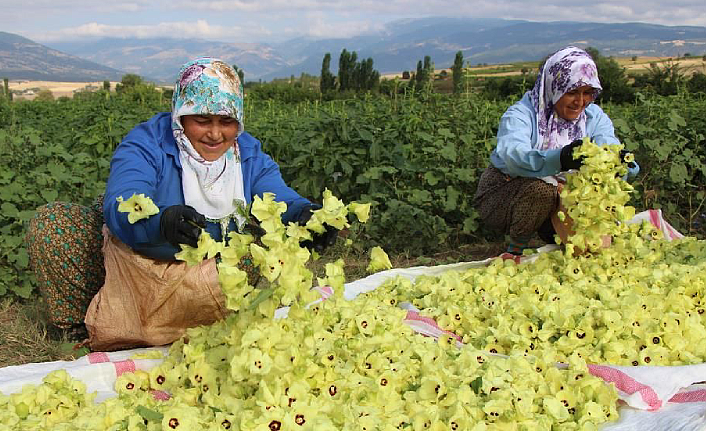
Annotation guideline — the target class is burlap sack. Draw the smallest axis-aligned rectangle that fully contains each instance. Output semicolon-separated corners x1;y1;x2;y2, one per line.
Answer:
85;226;227;351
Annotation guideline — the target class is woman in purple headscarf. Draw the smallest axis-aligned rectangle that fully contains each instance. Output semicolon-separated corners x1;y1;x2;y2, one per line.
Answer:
473;46;639;256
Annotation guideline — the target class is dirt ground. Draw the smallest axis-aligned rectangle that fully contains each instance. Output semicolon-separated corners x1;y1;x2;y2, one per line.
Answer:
381;56;706;80
7;81;119;100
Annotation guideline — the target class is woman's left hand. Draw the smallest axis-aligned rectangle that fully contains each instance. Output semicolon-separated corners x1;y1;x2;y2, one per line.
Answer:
297;206;339;252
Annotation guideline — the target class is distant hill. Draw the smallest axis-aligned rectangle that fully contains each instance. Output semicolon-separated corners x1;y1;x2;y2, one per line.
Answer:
5;17;706;82
259;18;706;80
49;38;290;84
0;31;126;82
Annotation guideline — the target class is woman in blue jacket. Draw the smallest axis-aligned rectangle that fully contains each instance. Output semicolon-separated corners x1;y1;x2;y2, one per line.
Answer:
474;46;638;256
26;58;336;342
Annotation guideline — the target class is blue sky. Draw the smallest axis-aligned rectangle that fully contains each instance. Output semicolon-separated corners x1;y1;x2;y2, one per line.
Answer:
3;0;706;44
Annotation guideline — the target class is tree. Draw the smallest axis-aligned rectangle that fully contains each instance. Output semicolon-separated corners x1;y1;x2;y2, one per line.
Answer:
413;56;434;91
232;64;245;83
402;71;410;80
584;47;635;103
338;49;358;92
423;55;432;83
632;59;685;96
103;80;111;91
3;78;11;101
687;72;706;93
35;89;54;101
115;74;143;93
320;53;336;92
452;51;464;94
415;60;424;88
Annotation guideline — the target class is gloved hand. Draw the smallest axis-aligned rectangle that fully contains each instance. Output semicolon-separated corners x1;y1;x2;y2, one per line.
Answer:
297;205;338;252
619;149;637;169
559;139;585;171
160;205;206;248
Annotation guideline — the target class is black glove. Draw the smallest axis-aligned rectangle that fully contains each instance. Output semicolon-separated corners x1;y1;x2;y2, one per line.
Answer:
160;205;206;248
297;205;338;252
559;139;585;171
619;149;637;169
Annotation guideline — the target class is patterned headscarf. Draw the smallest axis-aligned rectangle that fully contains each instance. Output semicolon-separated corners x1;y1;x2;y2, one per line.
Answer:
529;46;602;151
171;57;246;230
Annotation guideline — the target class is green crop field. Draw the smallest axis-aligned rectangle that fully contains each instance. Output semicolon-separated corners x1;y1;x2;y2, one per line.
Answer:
0;78;705;300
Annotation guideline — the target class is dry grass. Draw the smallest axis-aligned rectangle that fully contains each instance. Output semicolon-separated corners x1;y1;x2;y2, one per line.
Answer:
0;298;79;368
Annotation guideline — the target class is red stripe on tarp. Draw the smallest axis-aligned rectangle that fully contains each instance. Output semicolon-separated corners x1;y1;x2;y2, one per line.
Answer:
669;389;706;403
113;360;136;377
87;352;110;364
315;285;333;298
588;364;662;411
150;390;171;401
405;311;463;342
497;252;523;264
648;209;661;231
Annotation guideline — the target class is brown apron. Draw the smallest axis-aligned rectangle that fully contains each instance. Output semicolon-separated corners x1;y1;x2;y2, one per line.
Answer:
84;226;226;351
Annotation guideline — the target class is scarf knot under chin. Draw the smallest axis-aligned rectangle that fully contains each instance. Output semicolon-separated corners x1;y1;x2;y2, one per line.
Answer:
171;57;247;234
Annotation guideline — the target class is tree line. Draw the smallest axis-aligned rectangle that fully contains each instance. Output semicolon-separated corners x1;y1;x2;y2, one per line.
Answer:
320;49;381;93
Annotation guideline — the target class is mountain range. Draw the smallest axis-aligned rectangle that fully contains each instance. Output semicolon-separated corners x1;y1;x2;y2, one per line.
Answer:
0;31;125;81
2;17;706;83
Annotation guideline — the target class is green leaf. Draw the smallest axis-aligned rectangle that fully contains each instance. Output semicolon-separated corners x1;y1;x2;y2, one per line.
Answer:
444;186;460;212
13;280;33;299
136;405;164;422
423;172;440;186
12;249;29;268
1;203;19;218
416;131;434;142
669;163;688;185
612;118;630;135
358;128;373;142
462;215;479;234
470;376;483;394
41;189;58;203
248;287;274;310
438;128;454;139
439;142;457;162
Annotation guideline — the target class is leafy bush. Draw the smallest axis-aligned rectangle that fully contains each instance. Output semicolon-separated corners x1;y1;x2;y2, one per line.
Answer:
1;86;705;298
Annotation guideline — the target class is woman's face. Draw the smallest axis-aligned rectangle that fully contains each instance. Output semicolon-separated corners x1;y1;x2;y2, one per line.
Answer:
554;85;596;121
182;114;239;161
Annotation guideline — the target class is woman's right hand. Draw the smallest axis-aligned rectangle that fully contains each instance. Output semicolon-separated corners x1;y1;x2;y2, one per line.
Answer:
559;139;585;171
160;205;206;248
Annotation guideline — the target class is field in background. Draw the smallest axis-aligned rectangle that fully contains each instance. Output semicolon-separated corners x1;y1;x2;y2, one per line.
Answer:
7;81;119;100
381;55;706;80
6;56;705;100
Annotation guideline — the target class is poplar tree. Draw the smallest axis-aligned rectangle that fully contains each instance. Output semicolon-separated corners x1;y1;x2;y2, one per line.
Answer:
452;51;464;94
320;53;336;92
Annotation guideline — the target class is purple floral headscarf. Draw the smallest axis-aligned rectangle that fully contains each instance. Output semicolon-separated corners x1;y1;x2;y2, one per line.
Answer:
529;46;602;150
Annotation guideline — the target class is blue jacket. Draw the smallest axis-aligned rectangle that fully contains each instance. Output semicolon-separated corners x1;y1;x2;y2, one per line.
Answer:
104;112;312;260
490;93;639;178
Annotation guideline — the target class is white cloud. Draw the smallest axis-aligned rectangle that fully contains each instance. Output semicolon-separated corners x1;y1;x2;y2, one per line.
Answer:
11;0;150;12
6;0;706;44
170;0;706;27
34;19;267;42
301;11;386;38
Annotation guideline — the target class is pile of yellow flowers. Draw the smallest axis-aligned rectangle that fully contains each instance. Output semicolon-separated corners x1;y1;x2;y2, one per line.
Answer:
557;139;635;255
2;141;704;429
0;296;617;430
